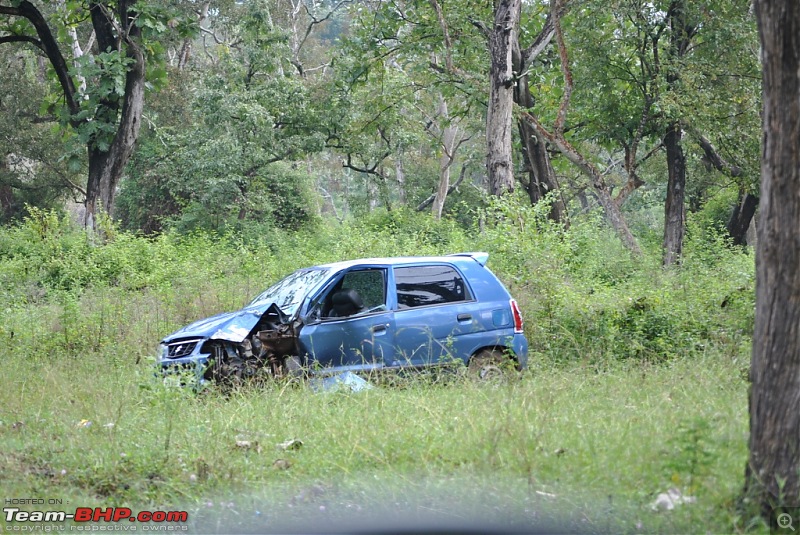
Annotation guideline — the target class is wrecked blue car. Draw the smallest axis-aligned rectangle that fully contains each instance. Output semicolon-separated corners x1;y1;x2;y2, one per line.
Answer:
158;253;528;383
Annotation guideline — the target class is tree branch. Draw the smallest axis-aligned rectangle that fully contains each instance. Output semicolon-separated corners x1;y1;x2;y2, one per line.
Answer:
0;34;44;51
520;1;569;72
299;0;350;54
469;18;490;40
687;128;743;177
520;110;602;186
199;25;226;45
1;1;80;121
416;164;466;211
343;153;390;177
429;0;454;73
519;108;642;254
552;0;572;135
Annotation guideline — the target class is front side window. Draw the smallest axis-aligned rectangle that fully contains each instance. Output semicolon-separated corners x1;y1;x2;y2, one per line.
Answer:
310;268;388;319
394;265;472;308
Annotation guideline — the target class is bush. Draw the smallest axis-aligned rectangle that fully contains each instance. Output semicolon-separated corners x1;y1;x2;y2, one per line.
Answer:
0;201;754;366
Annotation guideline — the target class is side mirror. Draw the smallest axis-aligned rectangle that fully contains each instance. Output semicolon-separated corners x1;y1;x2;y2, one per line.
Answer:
301;297;324;325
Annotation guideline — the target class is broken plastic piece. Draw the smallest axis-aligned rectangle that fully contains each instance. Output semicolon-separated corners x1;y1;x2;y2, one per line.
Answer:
650;488;696;511
277;439;304;451
310;371;373;393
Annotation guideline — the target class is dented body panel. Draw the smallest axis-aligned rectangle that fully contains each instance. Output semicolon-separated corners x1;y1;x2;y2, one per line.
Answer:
170;307;266;343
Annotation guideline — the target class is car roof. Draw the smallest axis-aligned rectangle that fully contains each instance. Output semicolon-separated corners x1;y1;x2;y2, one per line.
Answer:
316;252;490;271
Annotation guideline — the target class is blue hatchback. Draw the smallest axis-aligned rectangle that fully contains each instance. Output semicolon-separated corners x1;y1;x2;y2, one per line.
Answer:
158;252;528;383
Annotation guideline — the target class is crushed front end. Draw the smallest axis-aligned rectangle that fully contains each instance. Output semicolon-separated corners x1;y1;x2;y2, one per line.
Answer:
158;303;303;386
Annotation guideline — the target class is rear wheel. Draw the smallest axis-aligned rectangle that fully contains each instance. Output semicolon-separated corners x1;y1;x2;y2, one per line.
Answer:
468;349;515;381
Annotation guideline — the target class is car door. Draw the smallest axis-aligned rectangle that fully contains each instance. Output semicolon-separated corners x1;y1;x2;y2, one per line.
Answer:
390;263;483;367
297;266;396;372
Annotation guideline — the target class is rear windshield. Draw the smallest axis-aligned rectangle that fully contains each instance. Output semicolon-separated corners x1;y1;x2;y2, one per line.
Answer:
249;267;330;315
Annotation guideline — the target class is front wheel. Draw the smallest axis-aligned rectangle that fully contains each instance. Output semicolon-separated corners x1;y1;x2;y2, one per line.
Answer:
207;342;245;387
282;354;305;379
468;349;515;381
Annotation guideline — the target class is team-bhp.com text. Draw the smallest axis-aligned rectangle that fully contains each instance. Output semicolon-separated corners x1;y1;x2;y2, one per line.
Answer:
4;508;188;524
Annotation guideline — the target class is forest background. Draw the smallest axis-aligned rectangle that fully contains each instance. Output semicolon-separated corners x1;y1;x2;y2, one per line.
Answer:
0;0;763;532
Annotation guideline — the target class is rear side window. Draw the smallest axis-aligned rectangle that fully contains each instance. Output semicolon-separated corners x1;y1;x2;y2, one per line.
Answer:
394;265;472;308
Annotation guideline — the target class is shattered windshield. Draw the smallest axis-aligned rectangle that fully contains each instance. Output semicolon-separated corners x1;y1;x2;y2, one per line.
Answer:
249;267;330;315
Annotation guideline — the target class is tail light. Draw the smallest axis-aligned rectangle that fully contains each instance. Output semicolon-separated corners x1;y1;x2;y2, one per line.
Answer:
510;299;524;333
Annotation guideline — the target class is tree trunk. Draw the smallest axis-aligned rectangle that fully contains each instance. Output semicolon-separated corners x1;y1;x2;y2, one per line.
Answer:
432;96;459;219
431;127;456;219
746;213;757;249
0;157;12;219
516;103;565;223
512;40;565;223
417;165;466;213
692;131;754;245
83;0;146;227
745;0;800;524
727;191;758;246
0;0;146;230
486;0;520;196
661;0;694;266
395;151;407;205
519;110;642;254
595;187;642;255
663;121;686;265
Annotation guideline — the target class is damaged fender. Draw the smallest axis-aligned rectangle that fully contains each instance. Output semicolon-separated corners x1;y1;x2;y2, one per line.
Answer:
161;302;303;381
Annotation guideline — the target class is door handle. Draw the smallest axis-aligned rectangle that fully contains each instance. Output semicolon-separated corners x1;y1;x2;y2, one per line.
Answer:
457;313;472;322
371;324;388;333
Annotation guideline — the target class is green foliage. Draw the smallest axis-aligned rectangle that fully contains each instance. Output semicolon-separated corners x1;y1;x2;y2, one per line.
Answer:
71;51;137;152
3;194;755;370
442;193;756;365
0;0;201;227
535;0;760;231
664;417;717;494
118;123;322;234
354;207;466;250
119;0;328;234
0;207;247;304
323;0;490;215
687;185;739;239
0;47;78;222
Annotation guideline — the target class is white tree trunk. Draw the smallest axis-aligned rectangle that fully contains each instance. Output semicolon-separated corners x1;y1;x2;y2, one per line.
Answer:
432;96;460;219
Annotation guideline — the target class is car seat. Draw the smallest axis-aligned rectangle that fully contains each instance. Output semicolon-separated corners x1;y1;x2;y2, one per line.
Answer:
330;289;365;317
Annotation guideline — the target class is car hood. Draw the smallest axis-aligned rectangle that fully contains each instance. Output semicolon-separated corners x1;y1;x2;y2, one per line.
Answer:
163;302;287;344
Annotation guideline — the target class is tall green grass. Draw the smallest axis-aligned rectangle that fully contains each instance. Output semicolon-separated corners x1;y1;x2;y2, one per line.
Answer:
0;199;759;532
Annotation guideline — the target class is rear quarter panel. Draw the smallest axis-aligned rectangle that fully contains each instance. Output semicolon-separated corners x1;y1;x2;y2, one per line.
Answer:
390;259;526;366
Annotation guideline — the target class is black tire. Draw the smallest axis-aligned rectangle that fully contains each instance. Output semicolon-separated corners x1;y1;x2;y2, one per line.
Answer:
468;349;514;381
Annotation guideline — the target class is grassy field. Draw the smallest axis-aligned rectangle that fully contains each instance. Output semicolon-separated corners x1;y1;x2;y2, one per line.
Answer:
0;343;751;533
0;206;761;533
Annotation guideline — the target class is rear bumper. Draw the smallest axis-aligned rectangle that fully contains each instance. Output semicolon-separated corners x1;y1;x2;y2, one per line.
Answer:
512;333;529;369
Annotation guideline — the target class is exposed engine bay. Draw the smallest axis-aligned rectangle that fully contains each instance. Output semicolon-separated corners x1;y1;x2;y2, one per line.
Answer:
162;303;303;384
205;303;303;383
